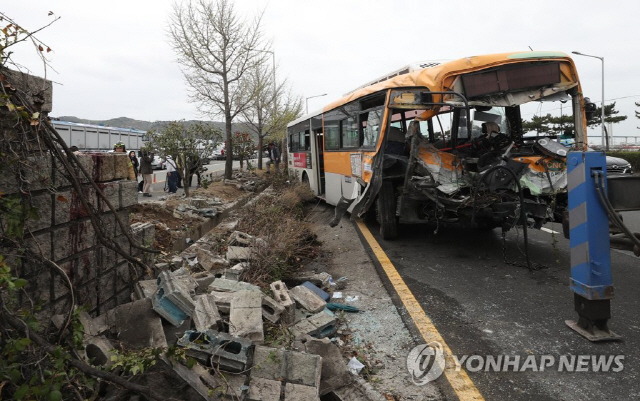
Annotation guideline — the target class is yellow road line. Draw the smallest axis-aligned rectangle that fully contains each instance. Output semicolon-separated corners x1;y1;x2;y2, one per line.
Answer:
356;220;484;401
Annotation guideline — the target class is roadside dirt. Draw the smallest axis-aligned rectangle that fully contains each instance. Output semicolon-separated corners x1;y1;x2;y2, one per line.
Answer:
130;175;260;251
304;204;443;400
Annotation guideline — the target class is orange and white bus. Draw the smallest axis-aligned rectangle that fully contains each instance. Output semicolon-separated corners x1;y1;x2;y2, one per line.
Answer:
287;51;592;239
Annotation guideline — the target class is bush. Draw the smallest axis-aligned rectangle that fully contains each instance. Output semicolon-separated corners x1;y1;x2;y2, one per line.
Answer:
235;181;319;286
606;151;640;172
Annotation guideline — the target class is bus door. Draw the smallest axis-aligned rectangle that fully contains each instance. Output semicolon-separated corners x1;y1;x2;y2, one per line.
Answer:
314;127;325;195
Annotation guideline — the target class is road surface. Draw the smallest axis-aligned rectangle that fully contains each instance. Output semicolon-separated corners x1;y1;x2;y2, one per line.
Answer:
360;211;640;400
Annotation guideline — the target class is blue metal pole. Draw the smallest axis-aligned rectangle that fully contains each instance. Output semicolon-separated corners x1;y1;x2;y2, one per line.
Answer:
565;151;619;341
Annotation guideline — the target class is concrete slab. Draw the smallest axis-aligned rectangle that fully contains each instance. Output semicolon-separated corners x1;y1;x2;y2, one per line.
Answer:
193;294;222;332
209;278;260;293
305;337;353;395
247;377;282;401
114;298;168;349
284;383;320;401
251;346;285;381
226;246;253;261
284;350;322;388
289;285;326;313
229;290;264;343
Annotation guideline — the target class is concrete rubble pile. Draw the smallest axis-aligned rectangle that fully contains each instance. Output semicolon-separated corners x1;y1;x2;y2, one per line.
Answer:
61;228;373;401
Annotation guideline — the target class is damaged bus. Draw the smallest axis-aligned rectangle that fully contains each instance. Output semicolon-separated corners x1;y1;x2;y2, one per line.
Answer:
287;51;592;239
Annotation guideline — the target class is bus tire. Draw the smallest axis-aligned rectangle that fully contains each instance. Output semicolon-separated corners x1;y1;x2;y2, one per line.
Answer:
302;172;310;187
378;181;398;240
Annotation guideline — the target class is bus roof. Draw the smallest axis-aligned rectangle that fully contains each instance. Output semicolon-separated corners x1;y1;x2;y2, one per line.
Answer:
323;51;573;113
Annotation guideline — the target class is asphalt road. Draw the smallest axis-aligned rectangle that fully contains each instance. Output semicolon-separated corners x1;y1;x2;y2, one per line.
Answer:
139;157;266;196
364;211;640;400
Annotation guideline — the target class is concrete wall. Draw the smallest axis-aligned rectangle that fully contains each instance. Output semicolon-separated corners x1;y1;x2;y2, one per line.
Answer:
1;152;153;318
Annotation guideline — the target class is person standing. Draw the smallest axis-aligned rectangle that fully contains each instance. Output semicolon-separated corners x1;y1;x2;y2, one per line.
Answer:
165;156;178;193
129;150;139;181
139;149;154;197
266;142;280;174
188;154;202;187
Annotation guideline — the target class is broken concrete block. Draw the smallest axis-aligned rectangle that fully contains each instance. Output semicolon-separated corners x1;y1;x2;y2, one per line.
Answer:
193;294;222;332
177;330;252;373
270;281;296;324
196;247;229;271
225;262;248;281
290;285;326;313
163;317;192;346
248;377;282;401
189;197;209;209
230;290;264;343
172;360;220;401
284;383;320;401
251;346;285;381
114;298;168;349
170;256;185;268
290;310;337;339
302;281;330;302
151;271;196;327
285;350;322;388
226;246;253;261
134;279;158;300
221;373;249;400
305;337;353;395
209;278;260;293
209;291;234;314
228;231;267;248
262;295;285;324
84;336;114;367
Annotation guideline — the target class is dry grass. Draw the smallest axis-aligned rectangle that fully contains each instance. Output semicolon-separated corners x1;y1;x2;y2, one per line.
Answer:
236;180;319;286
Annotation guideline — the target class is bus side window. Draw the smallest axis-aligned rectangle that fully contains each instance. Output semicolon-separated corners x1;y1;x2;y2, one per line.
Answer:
292;133;300;151
360;108;382;148
341;117;359;148
325;123;340;150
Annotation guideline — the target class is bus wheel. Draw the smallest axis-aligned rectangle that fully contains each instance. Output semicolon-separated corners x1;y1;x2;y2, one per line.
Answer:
378;181;398;240
302;172;310;187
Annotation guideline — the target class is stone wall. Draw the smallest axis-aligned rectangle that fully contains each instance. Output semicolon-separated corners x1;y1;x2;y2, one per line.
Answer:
1;152;153;318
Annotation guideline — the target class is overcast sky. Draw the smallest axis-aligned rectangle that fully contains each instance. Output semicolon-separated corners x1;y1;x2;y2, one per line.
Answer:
5;0;640;144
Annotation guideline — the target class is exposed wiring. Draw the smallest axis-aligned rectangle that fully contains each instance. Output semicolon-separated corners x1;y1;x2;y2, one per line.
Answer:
482;164;532;270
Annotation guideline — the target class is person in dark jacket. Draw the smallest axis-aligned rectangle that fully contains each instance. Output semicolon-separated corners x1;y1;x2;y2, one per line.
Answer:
266;142;280;173
139;149;154;197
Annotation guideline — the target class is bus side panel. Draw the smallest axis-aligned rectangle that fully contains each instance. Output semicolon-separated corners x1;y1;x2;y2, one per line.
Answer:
324;172;343;206
323;152;353;176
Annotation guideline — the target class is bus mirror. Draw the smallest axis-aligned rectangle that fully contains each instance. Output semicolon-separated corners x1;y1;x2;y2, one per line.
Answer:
584;97;597;121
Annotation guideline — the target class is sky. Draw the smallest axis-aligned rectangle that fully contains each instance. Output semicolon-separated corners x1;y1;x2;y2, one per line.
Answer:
5;0;640;144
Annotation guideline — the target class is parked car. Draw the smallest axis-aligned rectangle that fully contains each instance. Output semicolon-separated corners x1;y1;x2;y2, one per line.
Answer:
151;155;164;170
606;155;633;175
587;148;633;175
213;148;225;160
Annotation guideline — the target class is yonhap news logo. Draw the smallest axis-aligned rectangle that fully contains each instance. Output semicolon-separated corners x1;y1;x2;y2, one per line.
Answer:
407;341;624;386
406;341;446;385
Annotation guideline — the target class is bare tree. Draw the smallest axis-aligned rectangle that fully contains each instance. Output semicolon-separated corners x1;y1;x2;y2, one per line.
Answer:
240;60;303;169
168;0;266;179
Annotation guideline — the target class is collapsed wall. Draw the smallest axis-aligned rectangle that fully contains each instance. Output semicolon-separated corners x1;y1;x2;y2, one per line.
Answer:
0;68;153;319
1;152;153;317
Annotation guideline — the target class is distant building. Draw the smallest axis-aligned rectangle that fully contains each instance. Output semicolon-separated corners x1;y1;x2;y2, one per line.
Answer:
52;120;147;151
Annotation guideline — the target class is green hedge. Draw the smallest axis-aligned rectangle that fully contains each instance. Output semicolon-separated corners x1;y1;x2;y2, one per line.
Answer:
606;151;640;173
